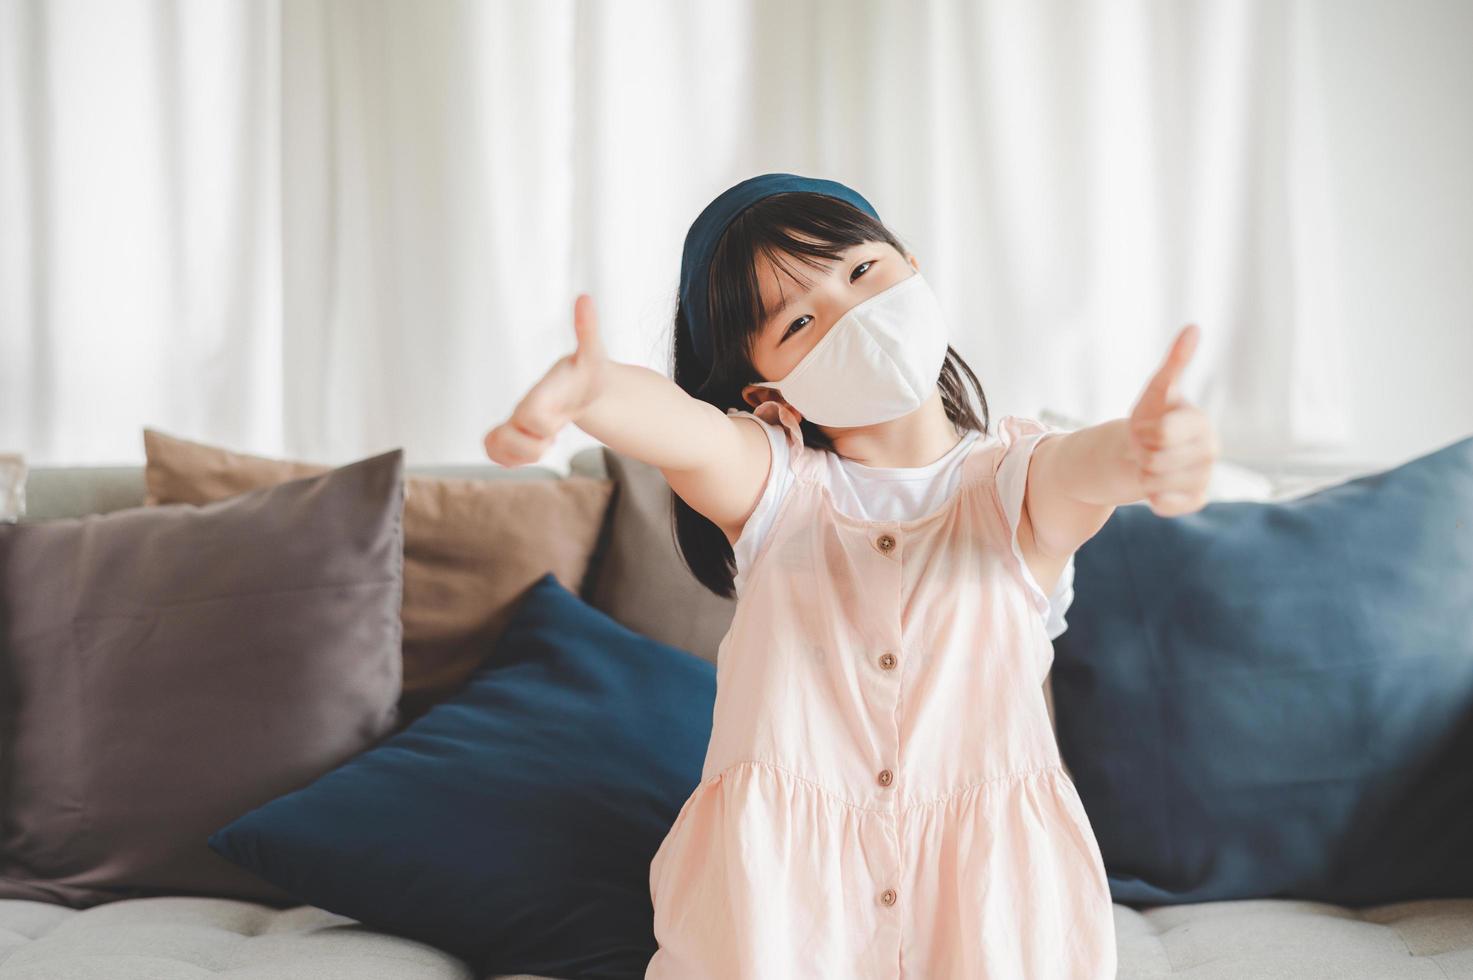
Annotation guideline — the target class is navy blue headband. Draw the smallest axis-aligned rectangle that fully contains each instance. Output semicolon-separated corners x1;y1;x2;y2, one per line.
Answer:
679;172;881;372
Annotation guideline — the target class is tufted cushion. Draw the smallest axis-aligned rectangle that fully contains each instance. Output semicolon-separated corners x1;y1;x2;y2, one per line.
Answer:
3;896;1471;978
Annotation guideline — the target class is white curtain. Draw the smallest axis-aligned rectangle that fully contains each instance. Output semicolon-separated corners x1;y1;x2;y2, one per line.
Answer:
2;0;1468;470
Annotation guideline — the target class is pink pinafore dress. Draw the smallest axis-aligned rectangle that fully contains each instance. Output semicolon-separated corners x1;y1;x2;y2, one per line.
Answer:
646;402;1118;979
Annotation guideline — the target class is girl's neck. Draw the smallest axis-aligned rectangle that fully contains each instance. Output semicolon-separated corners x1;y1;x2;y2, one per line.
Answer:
820;387;964;469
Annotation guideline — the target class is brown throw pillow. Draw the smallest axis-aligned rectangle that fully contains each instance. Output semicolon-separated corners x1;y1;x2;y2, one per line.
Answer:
142;428;615;728
0;450;405;907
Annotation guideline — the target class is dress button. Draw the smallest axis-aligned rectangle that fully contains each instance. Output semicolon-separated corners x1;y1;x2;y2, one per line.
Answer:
877;768;894;787
876;532;896;554
880;888;897;906
879;652;897;670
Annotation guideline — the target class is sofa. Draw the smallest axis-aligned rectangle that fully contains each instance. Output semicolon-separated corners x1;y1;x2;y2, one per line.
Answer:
3;442;1472;979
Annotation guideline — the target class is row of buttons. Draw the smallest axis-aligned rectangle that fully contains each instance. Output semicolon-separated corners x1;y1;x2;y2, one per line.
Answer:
876;532;901;910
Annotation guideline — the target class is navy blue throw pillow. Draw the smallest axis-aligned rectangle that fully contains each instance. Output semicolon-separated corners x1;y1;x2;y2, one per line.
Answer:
1051;436;1473;908
209;572;716;978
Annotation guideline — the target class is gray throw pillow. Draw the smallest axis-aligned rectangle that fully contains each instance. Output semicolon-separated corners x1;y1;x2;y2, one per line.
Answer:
0;449;405;907
586;448;736;665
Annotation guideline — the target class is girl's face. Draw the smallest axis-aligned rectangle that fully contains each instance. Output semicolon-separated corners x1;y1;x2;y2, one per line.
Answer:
745;240;921;397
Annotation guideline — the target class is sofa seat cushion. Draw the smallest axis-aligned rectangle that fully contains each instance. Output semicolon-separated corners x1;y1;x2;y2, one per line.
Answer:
0;897;560;979
4;897;1469;979
1116;897;1473;978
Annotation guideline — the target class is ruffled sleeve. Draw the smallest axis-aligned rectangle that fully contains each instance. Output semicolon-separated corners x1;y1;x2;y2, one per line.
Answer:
747;400;805;456
991;415;1076;640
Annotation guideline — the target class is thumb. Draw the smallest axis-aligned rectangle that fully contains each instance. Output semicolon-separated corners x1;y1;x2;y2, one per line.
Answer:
1132;324;1200;420
571;293;606;365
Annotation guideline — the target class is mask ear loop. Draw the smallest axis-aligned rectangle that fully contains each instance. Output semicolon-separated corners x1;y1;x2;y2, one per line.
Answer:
894;274;948;404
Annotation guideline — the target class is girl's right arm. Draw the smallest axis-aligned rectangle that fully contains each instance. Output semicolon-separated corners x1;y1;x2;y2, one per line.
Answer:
482;294;773;544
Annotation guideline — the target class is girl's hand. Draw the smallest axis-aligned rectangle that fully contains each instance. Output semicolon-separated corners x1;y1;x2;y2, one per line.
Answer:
483;294;609;467
1125;324;1219;516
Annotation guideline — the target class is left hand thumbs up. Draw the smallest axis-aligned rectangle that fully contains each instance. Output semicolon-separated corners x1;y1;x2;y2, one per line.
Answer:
1127;324;1219;517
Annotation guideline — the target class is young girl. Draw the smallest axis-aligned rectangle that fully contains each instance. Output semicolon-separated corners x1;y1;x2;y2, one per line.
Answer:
484;172;1218;979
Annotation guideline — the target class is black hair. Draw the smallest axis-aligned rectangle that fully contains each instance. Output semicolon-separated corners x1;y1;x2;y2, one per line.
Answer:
669;191;991;598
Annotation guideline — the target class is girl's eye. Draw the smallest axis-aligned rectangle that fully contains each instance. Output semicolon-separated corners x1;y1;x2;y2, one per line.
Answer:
781;260;875;340
783;315;811;340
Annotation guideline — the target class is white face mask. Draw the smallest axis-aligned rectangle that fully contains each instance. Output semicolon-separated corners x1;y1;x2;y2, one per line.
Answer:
750;270;950;427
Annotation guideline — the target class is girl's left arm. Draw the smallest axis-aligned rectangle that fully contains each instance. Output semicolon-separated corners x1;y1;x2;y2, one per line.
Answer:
1023;325;1220;562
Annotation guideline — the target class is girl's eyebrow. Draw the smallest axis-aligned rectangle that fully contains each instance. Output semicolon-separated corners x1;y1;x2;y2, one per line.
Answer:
769;288;803;323
764;254;844;326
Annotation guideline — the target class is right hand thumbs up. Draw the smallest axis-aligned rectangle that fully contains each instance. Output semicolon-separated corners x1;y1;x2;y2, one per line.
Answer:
483;293;610;467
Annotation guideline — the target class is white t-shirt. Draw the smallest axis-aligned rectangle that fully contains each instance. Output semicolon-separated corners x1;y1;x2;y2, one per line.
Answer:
728;412;1075;640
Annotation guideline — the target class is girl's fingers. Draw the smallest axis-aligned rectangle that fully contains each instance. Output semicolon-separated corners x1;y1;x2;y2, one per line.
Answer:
487;417;552;466
515;382;562;434
1130;405;1208;450
1141;460;1213;495
512;401;558;439
525;353;595;427
1135;438;1214;475
1147;489;1206;517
